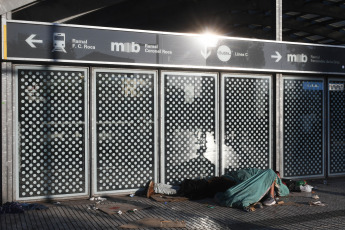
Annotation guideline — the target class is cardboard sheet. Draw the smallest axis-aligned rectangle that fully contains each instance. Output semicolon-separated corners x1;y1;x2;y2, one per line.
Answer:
151;194;188;202
120;218;186;228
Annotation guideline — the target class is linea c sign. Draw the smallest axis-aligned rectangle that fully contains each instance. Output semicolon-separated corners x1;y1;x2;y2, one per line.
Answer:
3;20;345;75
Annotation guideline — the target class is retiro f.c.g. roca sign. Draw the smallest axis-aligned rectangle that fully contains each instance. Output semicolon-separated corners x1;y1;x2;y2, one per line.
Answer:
3;20;345;74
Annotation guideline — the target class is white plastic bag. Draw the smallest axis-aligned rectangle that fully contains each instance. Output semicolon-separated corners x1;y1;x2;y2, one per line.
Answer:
300;184;313;192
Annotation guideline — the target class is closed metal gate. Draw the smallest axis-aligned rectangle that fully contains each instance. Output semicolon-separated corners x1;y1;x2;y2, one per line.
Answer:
92;68;157;194
161;71;218;184
221;74;271;174
282;77;324;178
328;79;345;176
15;65;88;200
16;64;344;200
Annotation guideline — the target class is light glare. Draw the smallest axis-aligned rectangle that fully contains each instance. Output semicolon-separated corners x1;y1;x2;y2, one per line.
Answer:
200;33;218;47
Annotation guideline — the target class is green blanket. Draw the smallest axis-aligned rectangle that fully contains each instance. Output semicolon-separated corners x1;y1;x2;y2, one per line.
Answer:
215;168;289;208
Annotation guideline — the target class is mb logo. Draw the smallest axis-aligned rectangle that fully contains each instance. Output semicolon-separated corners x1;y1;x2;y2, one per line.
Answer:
111;42;140;53
287;53;308;63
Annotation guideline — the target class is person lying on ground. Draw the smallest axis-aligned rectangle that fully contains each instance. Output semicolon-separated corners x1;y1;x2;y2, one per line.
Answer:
214;168;289;209
147;176;236;200
147;168;289;209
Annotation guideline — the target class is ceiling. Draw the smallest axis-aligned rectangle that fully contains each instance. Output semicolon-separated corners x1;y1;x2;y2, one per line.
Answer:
9;0;345;46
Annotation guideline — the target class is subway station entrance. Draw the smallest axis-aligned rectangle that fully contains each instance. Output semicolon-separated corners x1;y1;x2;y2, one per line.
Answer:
2;19;345;201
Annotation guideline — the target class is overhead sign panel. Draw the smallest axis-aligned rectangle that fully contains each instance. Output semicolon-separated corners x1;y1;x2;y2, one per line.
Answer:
3;20;345;74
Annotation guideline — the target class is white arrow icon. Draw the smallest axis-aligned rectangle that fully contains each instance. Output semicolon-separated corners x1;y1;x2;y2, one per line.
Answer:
201;47;211;59
271;51;282;62
25;34;43;48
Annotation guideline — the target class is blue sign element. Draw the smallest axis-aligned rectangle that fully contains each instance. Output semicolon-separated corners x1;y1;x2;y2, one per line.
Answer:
303;81;323;90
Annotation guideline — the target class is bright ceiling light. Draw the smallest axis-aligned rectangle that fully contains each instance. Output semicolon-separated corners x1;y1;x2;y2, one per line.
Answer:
200;33;219;47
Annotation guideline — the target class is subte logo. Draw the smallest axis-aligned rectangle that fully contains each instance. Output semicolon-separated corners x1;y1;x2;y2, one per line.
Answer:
217;45;231;62
111;42;140;53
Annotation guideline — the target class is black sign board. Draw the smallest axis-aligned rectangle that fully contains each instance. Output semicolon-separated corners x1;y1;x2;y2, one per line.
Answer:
3;20;345;74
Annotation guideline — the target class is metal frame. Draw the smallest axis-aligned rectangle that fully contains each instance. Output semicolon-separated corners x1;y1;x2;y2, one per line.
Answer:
160;70;219;184
91;67;158;195
3;19;345;76
275;0;282;42
327;78;345;177
13;64;89;200
280;75;325;179
276;75;283;173
1;61;14;202
1;12;13;203
220;73;272;174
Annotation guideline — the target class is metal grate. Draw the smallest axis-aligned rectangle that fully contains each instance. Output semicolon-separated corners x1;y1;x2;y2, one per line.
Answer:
283;78;324;178
94;69;156;192
3;178;345;230
17;66;87;199
222;75;271;174
329;80;345;176
162;72;218;184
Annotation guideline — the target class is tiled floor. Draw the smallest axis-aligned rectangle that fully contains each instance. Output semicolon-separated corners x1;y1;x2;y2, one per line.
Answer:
1;178;345;229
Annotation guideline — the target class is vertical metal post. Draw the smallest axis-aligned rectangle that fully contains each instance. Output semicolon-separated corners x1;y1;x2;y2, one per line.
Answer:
275;0;283;173
276;0;282;42
276;75;284;174
324;76;329;181
1;12;14;203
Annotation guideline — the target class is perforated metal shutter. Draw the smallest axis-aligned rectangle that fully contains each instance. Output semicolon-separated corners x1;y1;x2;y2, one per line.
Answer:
221;75;271;174
94;69;157;193
328;79;345;176
16;66;88;199
161;72;218;184
283;78;324;178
